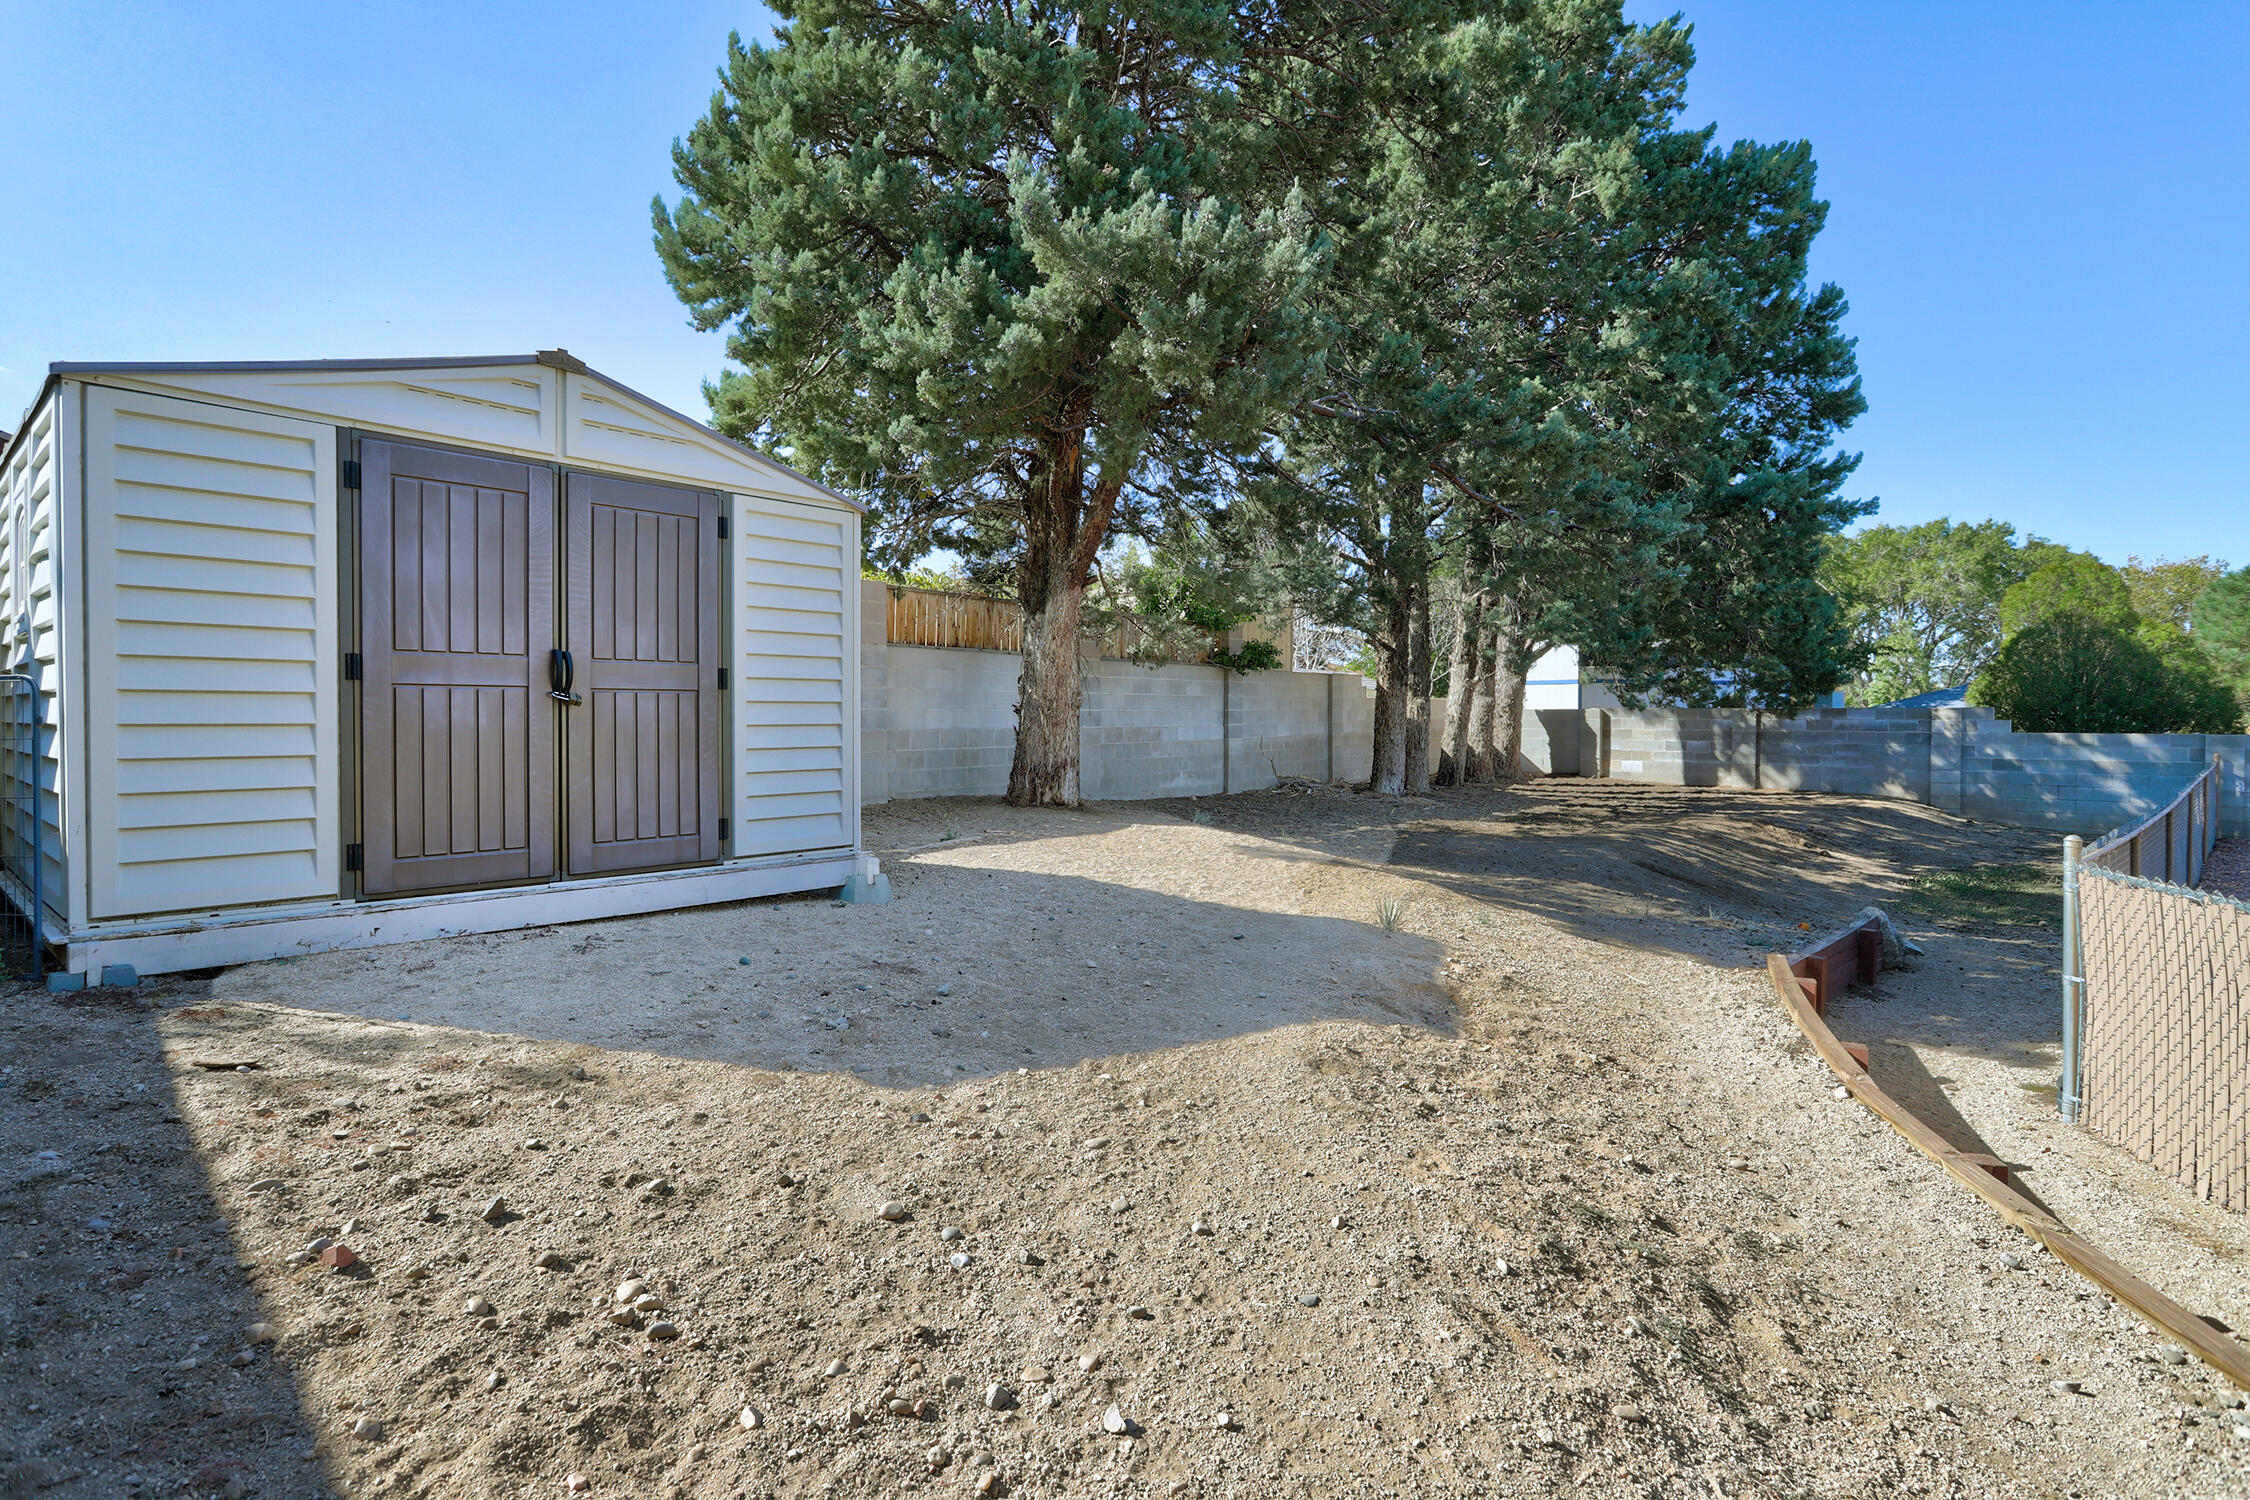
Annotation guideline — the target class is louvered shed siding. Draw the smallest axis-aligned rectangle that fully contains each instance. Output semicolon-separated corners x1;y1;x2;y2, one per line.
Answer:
0;394;67;925
731;494;857;855
81;387;340;917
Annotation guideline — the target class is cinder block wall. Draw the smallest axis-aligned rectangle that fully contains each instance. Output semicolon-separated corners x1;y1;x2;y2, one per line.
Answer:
1590;707;1936;801
879;645;1022;798
1946;712;2249;838
1081;659;1225;799
862;581;1369;804
862;571;2250;837
1581;701;2248;838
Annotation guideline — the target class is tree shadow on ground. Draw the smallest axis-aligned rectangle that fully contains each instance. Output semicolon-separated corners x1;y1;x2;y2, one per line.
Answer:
0;983;326;1498
1154;780;2059;974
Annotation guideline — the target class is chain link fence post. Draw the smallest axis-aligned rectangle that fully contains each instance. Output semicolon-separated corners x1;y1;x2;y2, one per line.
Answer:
2060;832;2083;1123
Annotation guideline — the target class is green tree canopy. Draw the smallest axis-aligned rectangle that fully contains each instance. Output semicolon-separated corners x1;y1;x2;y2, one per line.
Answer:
1996;552;2135;636
655;0;1392;804
2189;565;2250;694
1970;616;2170;733
1971;613;2241;734
1256;2;1863;789
2137;622;2243;732
2122;554;2230;632
1820;519;2041;704
1253;1;1709;792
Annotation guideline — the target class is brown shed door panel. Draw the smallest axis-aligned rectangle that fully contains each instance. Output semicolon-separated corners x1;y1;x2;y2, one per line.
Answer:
360;442;555;895
564;473;722;874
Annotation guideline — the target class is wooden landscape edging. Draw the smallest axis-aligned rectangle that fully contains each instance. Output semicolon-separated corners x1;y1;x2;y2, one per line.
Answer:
1761;949;2250;1390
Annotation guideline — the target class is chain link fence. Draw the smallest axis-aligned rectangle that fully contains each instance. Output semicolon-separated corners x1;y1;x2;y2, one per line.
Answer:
2062;756;2243;1211
0;671;44;979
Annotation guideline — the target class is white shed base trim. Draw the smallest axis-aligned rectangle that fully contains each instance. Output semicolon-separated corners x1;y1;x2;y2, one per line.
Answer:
62;851;868;978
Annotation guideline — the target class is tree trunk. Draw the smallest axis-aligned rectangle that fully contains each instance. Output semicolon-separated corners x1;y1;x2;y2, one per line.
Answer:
1438;582;1485;786
1367;590;1411;795
1493;649;1530;784
1403;577;1432;795
1005;443;1120;808
1007;575;1086;806
1488;610;1537;785
1465;610;1500;782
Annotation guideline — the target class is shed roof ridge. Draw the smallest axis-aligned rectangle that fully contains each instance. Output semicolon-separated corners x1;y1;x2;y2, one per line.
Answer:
31;354;860;511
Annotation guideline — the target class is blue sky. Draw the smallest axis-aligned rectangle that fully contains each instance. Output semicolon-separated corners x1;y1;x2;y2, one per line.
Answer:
2;1;2242;567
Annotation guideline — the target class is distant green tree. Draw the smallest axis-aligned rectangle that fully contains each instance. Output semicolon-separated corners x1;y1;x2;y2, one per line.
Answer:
1972;593;2243;734
1997;553;2135;635
1820;519;2038;705
2137;622;2244;732
2190;566;2250;697
1971;615;2175;733
2122;554;2230;632
1090;530;1280;666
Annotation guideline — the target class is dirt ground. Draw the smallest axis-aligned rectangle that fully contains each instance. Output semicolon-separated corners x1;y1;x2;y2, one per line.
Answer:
2203;838;2250;902
4;782;2248;1500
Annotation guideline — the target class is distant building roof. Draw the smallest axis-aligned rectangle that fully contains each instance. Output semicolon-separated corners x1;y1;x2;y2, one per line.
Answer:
1879;684;1969;709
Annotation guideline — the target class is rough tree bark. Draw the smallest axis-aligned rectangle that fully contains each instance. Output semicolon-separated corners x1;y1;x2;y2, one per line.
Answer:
1438;581;1486;785
1493;652;1530;783
1465;608;1501;782
1368;588;1411;795
1489;613;1536;786
1403;578;1432;795
1005;436;1121;807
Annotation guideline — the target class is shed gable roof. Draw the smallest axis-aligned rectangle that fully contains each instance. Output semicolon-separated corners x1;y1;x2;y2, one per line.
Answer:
37;351;859;510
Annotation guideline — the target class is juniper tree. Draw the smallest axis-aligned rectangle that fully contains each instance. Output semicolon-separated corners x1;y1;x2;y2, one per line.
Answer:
655;0;1395;804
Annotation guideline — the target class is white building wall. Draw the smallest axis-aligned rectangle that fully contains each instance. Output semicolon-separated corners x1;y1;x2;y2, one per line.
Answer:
1523;644;1581;710
80;386;340;918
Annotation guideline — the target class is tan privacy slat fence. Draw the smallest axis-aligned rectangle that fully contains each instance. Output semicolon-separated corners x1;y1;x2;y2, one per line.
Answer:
2063;754;2245;1212
2078;872;2250;1212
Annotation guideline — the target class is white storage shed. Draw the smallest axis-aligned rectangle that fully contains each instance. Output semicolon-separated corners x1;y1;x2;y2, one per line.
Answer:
0;352;874;979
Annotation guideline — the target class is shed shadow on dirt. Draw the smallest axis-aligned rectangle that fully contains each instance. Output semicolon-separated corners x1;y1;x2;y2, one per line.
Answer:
209;865;1453;1090
0;984;325;1497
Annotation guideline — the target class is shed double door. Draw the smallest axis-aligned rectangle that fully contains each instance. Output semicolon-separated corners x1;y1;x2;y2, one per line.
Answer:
359;441;721;896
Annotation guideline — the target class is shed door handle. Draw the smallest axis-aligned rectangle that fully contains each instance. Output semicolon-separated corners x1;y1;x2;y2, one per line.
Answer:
549;649;580;704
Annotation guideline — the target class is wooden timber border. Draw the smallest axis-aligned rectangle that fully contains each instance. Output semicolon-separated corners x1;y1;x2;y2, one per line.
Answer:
1763;937;2250;1390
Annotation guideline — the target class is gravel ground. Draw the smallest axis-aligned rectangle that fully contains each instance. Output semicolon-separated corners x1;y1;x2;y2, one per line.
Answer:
2200;839;2250;902
2;783;2245;1500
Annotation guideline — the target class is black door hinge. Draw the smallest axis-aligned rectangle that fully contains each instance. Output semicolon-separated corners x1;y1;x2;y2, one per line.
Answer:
344;843;364;873
718;817;730;841
343;651;362;681
717;513;730;539
342;458;362;491
717;667;729;690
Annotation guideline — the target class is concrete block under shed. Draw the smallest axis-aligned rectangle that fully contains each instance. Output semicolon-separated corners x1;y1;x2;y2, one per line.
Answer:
838;872;892;904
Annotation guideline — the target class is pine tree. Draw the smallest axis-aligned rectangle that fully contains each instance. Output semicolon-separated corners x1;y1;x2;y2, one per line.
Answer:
655;0;1392;804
